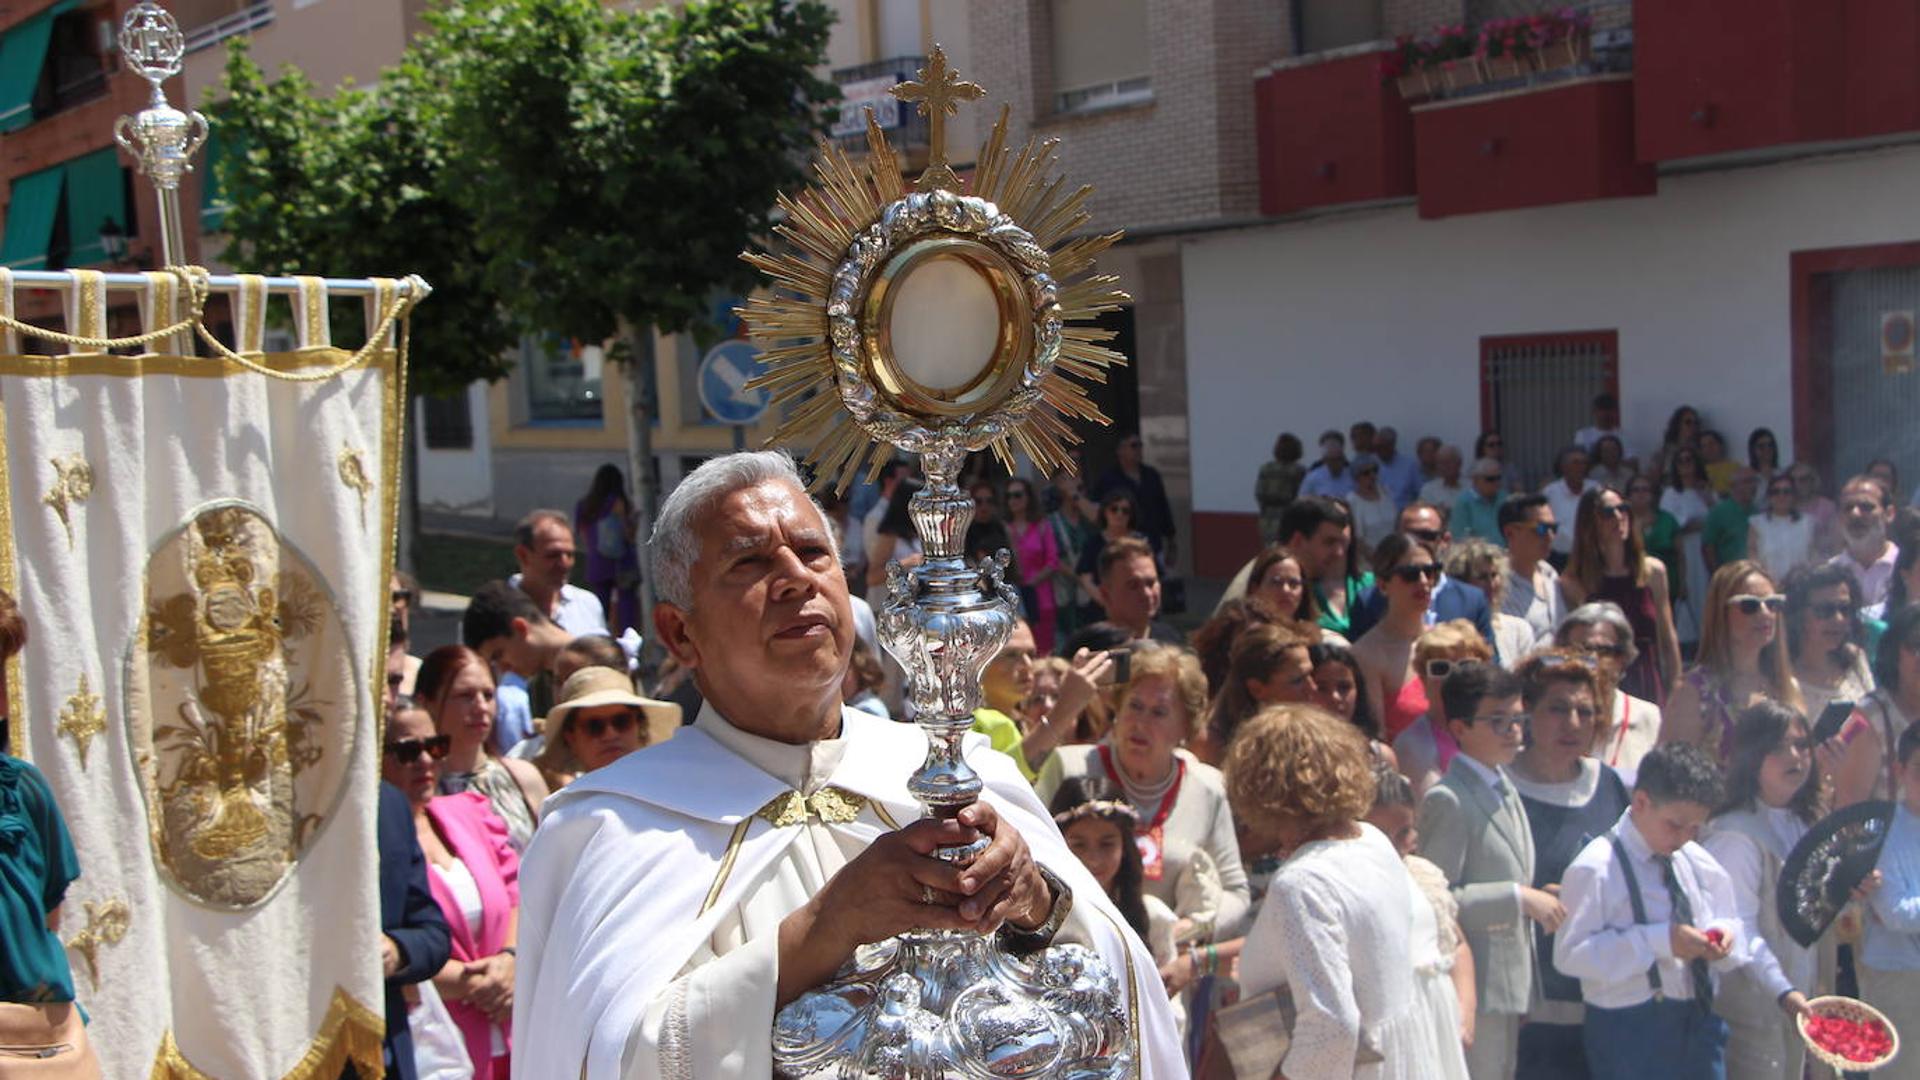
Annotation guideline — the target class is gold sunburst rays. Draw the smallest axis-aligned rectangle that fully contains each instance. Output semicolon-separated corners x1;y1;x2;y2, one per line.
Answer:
737;48;1130;493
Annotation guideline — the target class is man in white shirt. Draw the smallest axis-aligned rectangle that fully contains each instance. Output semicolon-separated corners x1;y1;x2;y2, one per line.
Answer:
1500;494;1566;646
1831;475;1901;607
510;508;608;637
1419;444;1467;509
1572;392;1623;453
512;451;1181;1078
1299;429;1355;500
1374;425;1424;508
1555;743;1746;1079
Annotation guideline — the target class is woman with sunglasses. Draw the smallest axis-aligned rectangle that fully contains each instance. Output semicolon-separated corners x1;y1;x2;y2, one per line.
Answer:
1748;475;1816;582
531;666;680;792
1563;487;1682;707
417;645;548;853
1076;490;1149;604
1004;476;1064;655
1507;650;1631;1077
1353;533;1446;744
1834;605;1920;806
1552;602;1665;775
1476;430;1525;494
1661;444;1719;646
1700;702;1823;1079
1784;563;1875;719
1443;538;1537;669
1662;561;1804;765
1389;620;1496;794
382;704;521;1079
1625;474;1682;605
1748;428;1783;489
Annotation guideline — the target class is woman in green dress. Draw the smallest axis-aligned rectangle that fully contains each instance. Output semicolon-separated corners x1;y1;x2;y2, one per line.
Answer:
1628;474;1683;607
0;588;99;1074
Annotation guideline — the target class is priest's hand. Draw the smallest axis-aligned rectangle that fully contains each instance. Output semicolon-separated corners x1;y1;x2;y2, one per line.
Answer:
775;809;1043;1008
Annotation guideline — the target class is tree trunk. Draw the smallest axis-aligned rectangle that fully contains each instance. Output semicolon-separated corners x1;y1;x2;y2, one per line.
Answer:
622;319;660;636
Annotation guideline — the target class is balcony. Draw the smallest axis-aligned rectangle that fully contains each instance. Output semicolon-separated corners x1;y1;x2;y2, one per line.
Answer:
183;0;274;55
1415;75;1654;218
1254;45;1416;216
1635;0;1920;162
829;56;929;157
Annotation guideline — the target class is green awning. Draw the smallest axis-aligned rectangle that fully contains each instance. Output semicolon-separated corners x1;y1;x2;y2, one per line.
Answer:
0;165;64;270
0;0;80;134
63;146;126;265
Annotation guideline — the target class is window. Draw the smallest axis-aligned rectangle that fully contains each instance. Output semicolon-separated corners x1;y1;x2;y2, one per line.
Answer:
422;390;474;450
1296;0;1382;54
34;6;106;117
1049;0;1151;114
1479;331;1619;485
0;0;79;132
519;334;604;425
0;147;129;270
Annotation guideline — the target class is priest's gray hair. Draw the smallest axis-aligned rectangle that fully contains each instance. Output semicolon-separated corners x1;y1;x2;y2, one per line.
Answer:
648;450;835;610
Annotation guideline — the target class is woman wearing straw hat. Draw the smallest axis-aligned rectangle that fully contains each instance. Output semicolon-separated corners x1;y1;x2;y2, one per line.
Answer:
534;667;682;791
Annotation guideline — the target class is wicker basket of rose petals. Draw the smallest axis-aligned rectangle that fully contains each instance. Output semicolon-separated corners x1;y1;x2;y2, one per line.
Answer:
1799;996;1899;1071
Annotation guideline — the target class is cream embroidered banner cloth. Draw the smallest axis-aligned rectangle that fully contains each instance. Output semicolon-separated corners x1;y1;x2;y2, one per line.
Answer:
0;269;411;1079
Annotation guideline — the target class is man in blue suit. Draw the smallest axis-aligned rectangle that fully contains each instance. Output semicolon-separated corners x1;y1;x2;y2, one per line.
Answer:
1347;502;1496;652
362;780;452;1080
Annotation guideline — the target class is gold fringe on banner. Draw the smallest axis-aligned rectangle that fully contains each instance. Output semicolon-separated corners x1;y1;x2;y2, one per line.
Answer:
233;273;269;355
294;275;331;351
61;270;106;353
148;987;385;1080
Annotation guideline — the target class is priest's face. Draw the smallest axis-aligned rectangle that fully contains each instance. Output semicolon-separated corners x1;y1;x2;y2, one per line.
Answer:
658;477;853;735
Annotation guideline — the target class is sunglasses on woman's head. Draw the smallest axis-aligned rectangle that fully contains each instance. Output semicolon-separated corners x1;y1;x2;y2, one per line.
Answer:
576;711;639;739
384;735;451;763
1728;594;1786;615
1392;563;1442;584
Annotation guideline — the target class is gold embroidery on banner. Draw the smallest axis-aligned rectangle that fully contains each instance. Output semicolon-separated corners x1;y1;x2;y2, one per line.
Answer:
148;987;383;1080
134;503;352;908
294;276;328;350
755;785;869;828
42;453;93;548
1090;903;1143;1080
63;897;130;989
336;445;370;529
57;672;106;766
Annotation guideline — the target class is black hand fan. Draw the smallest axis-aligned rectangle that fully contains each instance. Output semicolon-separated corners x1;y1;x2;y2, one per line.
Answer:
1778;800;1895;949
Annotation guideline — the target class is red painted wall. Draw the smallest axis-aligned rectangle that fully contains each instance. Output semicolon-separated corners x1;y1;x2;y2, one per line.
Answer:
1633;0;1920;161
1193;511;1262;580
1415;77;1655;220
1255;50;1417;217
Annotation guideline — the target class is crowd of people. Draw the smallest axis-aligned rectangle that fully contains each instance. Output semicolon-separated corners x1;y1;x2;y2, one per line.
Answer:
3;390;1920;1078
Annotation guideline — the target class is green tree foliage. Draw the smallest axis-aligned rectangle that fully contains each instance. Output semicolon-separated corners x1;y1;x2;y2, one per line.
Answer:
212;0;836;397
214;42;515;397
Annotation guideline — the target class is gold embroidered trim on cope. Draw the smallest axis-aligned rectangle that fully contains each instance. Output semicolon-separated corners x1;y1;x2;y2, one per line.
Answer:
63;897;130;989
57;672;106;766
871;799;904;831
756;785;869;827
699;818;753;917
42;453;93;548
148;987;383;1080
1090;903;1143;1079
337;444;371;528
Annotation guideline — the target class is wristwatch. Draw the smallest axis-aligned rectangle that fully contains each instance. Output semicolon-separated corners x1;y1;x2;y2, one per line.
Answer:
998;864;1072;955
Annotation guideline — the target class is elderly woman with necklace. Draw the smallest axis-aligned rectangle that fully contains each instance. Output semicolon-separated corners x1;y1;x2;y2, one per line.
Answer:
1043;644;1250;944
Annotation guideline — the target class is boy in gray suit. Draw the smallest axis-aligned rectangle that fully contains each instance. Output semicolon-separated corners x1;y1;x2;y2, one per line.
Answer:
1419;662;1567;1080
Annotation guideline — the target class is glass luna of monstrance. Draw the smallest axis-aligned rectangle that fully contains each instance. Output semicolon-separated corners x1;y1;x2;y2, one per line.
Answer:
737;48;1137;1080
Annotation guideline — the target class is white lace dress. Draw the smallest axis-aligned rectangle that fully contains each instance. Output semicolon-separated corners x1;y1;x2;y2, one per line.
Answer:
1404;855;1471;1080
1239;824;1428;1079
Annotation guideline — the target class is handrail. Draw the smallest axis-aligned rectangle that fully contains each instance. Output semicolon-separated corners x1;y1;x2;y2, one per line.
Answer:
6;269;425;299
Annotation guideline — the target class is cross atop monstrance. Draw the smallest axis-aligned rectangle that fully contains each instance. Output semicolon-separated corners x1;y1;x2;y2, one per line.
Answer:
890;46;983;193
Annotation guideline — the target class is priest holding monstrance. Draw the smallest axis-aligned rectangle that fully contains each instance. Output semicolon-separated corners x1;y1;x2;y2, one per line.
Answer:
511;51;1181;1080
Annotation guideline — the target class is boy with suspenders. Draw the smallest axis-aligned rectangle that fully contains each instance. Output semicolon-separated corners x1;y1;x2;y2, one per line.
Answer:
1555;744;1747;1079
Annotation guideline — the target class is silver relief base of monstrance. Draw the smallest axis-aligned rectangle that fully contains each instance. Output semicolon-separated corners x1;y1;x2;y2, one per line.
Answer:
737;48;1138;1080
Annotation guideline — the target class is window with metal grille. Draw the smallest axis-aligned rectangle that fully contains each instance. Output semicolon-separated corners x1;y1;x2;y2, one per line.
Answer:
422;391;473;450
1479;331;1619;489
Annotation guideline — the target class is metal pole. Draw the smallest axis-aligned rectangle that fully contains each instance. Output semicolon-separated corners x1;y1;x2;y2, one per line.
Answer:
110;3;207;269
6;269;427;298
732;424;745;452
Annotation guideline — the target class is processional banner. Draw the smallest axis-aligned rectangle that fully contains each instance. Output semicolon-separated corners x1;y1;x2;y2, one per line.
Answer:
0;267;418;1078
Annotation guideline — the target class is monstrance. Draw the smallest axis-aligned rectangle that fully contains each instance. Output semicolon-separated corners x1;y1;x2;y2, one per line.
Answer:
738;48;1136;1079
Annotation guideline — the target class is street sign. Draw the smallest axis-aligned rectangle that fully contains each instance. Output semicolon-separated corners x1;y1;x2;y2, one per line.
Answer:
698;338;771;425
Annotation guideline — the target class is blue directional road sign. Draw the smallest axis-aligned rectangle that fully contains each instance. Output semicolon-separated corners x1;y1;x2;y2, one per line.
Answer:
698;339;771;426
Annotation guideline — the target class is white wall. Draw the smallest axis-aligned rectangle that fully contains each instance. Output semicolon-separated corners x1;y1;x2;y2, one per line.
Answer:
1180;140;1920;515
414;381;493;517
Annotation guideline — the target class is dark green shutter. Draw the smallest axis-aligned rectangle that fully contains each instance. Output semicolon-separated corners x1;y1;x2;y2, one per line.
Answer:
62;147;127;265
0;165;65;270
0;0;81;133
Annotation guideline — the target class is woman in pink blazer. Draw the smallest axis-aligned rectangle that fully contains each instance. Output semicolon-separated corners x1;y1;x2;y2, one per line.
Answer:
384;705;522;1079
